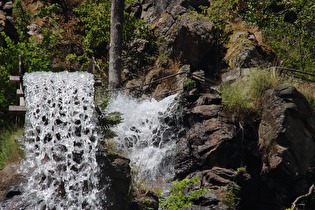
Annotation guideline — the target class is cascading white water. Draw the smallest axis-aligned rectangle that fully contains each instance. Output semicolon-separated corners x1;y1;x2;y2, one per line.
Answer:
19;71;103;209
107;93;182;183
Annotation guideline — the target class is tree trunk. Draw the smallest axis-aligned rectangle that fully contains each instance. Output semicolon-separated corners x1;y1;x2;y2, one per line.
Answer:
109;0;125;89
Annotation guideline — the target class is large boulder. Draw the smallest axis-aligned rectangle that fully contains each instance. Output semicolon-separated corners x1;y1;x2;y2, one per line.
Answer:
258;85;315;205
223;26;276;68
175;93;242;179
128;0;216;72
0;0;18;47
96;148;131;210
174;92;245;209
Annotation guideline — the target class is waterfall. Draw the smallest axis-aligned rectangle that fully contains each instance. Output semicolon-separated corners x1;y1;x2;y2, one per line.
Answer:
17;72;104;209
1;71;184;209
107;93;183;184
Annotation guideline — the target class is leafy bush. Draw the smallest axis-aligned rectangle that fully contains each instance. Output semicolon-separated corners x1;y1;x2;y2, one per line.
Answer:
0;1;60;129
241;0;315;72
236;166;247;174
183;79;197;91
160;176;211;210
220;187;237;209
74;0;156;76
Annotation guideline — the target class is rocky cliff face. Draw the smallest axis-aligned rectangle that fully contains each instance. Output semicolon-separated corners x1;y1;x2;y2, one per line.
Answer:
124;0;275;100
124;2;315;209
173;86;315;209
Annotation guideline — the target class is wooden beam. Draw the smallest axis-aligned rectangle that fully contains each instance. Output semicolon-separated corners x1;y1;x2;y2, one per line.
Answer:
9;106;26;114
16;89;24;97
20;97;25;106
95;78;102;86
9;76;21;84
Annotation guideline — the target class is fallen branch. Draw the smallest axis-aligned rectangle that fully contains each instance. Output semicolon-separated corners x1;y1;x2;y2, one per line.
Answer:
291;184;314;209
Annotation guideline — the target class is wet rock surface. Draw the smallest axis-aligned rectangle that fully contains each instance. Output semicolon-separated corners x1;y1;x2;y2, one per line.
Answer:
96;147;131;210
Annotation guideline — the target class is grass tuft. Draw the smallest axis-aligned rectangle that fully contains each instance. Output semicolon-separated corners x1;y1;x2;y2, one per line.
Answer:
0;127;24;170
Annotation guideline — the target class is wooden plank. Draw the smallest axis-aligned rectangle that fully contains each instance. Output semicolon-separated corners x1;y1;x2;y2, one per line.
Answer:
9;76;20;84
95;78;102;86
20;97;25;106
9;106;26;114
17;89;24;97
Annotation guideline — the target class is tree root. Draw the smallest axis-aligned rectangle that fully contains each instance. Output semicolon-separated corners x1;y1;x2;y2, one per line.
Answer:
291;184;314;209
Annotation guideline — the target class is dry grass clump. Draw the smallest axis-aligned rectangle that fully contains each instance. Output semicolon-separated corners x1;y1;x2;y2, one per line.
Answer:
221;68;282;120
221;67;315;122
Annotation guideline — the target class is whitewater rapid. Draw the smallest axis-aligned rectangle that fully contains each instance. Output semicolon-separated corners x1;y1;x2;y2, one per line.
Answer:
107;93;182;183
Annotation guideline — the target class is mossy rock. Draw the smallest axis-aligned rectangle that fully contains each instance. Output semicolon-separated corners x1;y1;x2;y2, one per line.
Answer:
223;22;275;69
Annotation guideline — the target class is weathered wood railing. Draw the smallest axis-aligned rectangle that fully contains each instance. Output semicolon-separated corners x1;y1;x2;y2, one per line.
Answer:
9;55;26;114
9;56;102;115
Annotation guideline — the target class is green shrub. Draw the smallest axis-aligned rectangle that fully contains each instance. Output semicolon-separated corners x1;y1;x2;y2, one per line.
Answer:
236;166;247;174
220;187;237;209
183;79;197;91
160;176;211;210
95;88;123;152
74;0;156;74
0;1;61;129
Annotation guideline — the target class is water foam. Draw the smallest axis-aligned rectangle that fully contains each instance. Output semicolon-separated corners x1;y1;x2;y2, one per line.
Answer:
108;93;182;182
20;71;103;209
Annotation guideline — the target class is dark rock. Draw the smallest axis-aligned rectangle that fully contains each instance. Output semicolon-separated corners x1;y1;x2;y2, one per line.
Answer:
195;93;222;106
171;15;215;68
0;163;22;202
191;167;237;189
174;134;201;180
221;68;251;83
258;85;315;205
224;28;276;69
137;0;209;24
192;104;221;118
96;147;131;210
3;1;13;15
129;191;159;210
132;0;216;70
229;47;264;68
175;93;242;180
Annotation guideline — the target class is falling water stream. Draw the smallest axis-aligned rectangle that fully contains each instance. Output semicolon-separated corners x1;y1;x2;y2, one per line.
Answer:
11;72;103;209
1;71;182;209
107;93;182;183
